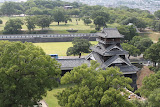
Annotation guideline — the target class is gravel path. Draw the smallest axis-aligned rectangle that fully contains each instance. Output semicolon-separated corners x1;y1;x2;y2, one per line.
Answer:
39;100;48;107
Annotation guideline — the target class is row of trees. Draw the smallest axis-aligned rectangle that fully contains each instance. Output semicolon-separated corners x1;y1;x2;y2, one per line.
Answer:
0;0;80;16
0;0;158;30
3;13;72;34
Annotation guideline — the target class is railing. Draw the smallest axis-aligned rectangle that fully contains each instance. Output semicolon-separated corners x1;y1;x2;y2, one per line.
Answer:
96;38;122;44
0;33;97;39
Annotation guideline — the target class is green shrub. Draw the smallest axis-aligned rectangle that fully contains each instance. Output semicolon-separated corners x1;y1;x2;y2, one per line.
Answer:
90;30;97;33
95;27;100;31
148;66;160;73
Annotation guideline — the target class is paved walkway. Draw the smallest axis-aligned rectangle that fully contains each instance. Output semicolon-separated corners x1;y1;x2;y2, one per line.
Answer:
39;100;48;107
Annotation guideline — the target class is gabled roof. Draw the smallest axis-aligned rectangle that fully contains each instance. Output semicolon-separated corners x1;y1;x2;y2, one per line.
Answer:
96;28;124;38
91;44;128;56
86;52;103;64
105;44;123;52
101;55;131;69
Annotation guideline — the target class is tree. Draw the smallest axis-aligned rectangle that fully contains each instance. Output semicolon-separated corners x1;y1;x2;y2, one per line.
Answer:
25;16;36;32
139;71;160;97
63;15;72;25
0;41;61;106
148;89;160;107
25;7;43;15
94;16;106;28
121;43;140;58
117;25;138;41
68;9;80;16
83;18;92;25
129;36;142;46
91;11;110;22
66;37;91;56
154;10;160;19
57;61;133;107
1;2;16;15
151;20;160;31
131;100;148;107
0;19;2;24
121;17;146;30
53;10;65;25
36;15;53;30
3;18;23;34
144;42;160;67
135;38;153;53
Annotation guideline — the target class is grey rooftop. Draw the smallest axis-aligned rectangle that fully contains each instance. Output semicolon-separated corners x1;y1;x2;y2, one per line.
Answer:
57;58;90;70
96;28;124;38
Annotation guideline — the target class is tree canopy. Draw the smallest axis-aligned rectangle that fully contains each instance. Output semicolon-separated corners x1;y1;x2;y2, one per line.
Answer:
121;43;140;58
144;42;160;67
135;38;153;53
121;17;146;30
94;16;106;28
57;61;133;107
117;25;138;41
66;37;91;56
139;71;160;97
0;19;2;24
25;16;36;32
0;41;61;106
83;18;92;25
129;36;142;46
148;89;160;107
53;10;65;25
154;10;160;19
3;18;23;34
91;11;110;22
36;15;53;30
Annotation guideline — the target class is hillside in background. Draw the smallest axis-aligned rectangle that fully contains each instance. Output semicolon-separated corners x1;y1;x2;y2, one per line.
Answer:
1;0;160;13
63;0;160;13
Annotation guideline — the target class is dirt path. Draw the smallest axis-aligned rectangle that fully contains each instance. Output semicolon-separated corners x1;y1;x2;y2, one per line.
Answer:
136;66;154;89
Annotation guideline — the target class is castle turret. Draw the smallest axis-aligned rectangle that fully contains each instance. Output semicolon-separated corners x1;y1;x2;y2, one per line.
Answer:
86;28;139;74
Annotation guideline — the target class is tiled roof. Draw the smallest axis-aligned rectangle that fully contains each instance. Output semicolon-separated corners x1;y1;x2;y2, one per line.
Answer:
101;55;131;68
92;52;104;64
57;58;90;70
91;44;128;56
96;28;124;38
119;66;139;74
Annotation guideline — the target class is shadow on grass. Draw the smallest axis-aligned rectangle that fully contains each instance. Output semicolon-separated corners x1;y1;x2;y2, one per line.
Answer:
50;24;74;27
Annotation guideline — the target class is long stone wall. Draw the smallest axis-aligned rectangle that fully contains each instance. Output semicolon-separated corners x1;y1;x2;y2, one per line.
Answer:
0;33;97;43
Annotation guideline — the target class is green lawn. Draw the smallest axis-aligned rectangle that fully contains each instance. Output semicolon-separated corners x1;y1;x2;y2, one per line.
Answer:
0;16;120;33
34;41;98;56
44;84;74;107
139;32;160;43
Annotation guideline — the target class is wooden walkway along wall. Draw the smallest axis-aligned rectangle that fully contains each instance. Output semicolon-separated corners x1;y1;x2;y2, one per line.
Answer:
0;33;97;43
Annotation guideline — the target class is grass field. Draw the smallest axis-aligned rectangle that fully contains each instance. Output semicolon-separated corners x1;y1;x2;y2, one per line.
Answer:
44;84;74;107
0;3;3;7
34;41;98;56
0;16;120;33
139;32;160;43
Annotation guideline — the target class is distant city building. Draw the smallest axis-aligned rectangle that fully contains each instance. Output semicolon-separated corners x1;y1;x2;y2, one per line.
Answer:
0;0;26;2
64;5;73;9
